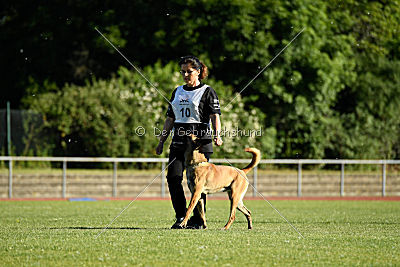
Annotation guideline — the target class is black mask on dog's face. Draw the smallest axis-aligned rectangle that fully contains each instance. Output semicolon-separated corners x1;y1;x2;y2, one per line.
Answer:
189;138;202;151
183;136;202;156
183;133;201;155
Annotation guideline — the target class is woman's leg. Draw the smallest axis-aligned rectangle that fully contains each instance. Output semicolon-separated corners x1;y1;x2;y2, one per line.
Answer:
166;148;186;227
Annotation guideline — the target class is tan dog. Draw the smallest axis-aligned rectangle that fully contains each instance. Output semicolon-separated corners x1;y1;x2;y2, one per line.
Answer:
179;137;261;230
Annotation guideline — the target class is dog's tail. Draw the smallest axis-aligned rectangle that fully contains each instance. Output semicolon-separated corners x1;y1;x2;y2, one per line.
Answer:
241;148;261;174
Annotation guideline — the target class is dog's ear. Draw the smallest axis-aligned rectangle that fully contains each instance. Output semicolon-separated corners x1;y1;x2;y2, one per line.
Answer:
193;139;202;150
189;134;201;150
188;134;201;150
190;134;198;142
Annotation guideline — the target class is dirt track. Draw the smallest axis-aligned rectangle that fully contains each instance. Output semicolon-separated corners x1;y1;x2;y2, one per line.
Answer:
1;196;400;201
1;170;400;199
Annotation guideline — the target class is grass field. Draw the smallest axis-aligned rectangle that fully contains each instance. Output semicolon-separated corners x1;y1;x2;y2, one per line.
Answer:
1;199;399;266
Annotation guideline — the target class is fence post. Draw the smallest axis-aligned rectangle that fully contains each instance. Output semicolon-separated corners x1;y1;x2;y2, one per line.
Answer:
382;163;386;197
7;101;11;156
113;162;117;197
161;162;166;198
8;159;12;198
340;163;345;196
62;161;67;198
253;166;258;197
297;162;302;197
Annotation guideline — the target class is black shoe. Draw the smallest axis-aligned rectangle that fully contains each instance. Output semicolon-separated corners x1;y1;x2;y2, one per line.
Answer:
186;217;206;229
171;217;185;229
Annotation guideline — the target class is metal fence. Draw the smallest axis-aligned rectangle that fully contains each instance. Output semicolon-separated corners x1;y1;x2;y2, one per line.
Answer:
1;156;399;199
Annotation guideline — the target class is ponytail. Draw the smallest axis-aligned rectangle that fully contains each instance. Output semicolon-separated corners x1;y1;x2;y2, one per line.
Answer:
199;62;208;80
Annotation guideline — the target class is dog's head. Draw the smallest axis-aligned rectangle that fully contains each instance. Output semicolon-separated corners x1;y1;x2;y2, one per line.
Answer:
184;134;208;165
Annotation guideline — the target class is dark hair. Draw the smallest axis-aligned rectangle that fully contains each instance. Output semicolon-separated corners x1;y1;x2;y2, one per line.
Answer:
179;55;209;80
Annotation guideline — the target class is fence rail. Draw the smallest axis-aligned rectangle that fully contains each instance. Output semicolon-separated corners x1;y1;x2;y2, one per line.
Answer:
1;156;400;199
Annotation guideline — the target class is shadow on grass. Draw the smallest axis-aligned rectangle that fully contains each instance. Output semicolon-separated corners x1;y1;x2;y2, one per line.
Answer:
49;226;154;230
254;220;400;225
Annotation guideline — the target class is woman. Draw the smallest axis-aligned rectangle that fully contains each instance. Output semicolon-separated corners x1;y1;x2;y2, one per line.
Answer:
156;55;223;229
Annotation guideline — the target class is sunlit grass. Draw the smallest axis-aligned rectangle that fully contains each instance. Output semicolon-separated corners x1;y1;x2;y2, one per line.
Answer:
1;200;399;266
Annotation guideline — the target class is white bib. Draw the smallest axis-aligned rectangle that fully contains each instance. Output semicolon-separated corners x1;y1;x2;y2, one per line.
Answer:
172;85;208;123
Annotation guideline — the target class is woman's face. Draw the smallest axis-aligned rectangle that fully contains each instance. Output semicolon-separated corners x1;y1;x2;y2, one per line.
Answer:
180;63;200;87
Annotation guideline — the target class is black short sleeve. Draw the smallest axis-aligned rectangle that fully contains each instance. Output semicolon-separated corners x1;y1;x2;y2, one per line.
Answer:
203;86;221;118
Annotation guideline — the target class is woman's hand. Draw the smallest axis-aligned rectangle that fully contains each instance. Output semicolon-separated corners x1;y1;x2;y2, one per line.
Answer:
156;141;164;155
155;117;174;155
214;136;223;146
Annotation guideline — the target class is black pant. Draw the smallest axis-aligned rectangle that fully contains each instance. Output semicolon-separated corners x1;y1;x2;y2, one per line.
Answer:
167;146;211;220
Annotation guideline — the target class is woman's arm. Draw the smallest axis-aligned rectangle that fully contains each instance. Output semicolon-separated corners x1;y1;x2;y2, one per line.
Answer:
210;114;223;146
156;116;175;155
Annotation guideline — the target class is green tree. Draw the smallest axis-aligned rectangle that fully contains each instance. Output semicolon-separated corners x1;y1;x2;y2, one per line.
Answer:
5;0;400;160
23;62;272;161
330;0;400;159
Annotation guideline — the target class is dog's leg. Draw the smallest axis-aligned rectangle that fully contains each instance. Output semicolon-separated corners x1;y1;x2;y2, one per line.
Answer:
179;184;204;228
237;202;252;229
224;198;238;230
224;175;250;230
236;182;252;229
197;198;207;228
224;188;239;230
